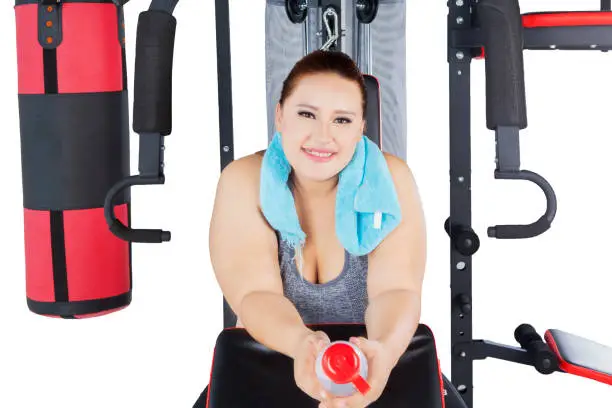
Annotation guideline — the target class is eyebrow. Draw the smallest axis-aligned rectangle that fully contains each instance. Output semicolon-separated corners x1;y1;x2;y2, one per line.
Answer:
296;104;356;116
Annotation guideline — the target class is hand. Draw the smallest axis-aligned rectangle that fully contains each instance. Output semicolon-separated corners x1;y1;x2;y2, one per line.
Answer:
293;330;332;402
319;336;395;408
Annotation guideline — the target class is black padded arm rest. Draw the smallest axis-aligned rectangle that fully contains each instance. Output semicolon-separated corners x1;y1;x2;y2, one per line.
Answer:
545;329;612;386
205;323;444;408
363;74;381;149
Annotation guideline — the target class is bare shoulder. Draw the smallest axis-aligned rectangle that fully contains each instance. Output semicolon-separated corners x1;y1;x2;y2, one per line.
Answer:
215;150;266;203
382;152;410;172
382;152;418;195
380;152;425;235
217;151;265;188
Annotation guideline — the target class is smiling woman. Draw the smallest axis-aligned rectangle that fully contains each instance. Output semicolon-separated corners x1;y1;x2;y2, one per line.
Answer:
208;50;426;406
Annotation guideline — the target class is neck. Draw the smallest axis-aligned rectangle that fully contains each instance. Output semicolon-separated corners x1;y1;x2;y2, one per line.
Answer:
290;172;338;199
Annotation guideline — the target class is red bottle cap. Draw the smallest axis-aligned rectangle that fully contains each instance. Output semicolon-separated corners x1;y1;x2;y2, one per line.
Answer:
321;343;371;395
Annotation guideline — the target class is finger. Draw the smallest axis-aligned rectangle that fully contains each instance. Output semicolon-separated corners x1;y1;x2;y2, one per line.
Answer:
315;332;331;347
327;395;356;408
318;391;332;408
320;389;331;401
349;336;366;346
349;337;377;358
315;330;331;343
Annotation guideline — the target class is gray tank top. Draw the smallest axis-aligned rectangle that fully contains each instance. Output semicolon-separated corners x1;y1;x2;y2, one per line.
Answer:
277;234;369;325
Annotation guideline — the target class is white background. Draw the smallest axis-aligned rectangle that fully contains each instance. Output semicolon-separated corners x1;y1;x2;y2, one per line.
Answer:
1;0;611;406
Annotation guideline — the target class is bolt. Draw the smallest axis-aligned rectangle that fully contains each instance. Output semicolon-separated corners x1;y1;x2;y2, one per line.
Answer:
223;145;230;153
460;351;467;358
456;16;464;24
456;0;464;6
458;176;464;182
456;51;464;60
456;261;466;270
457;70;462;75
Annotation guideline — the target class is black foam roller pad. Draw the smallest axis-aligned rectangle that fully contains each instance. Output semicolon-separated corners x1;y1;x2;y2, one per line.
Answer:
133;10;176;136
478;0;528;130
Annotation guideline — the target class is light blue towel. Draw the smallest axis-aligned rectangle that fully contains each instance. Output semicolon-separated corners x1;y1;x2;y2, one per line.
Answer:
260;131;402;257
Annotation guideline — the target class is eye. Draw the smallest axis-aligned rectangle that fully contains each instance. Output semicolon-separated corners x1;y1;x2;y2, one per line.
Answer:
298;111;315;119
335;117;352;124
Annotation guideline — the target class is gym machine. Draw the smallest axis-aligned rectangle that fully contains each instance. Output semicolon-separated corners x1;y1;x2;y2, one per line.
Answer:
12;0;612;406
446;0;612;406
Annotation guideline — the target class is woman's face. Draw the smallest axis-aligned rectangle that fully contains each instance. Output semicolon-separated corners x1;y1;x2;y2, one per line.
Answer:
275;72;365;183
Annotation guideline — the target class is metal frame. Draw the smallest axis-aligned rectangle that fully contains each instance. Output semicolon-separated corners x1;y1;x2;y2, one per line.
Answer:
447;2;612;407
447;1;475;404
214;0;236;328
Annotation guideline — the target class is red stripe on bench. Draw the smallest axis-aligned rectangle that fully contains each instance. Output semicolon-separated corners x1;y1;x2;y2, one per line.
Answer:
545;330;612;386
523;12;612;28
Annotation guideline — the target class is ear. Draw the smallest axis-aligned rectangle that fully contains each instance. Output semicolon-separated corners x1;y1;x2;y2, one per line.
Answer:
274;102;283;133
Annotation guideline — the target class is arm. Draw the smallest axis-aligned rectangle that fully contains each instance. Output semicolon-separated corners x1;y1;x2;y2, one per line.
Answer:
364;154;427;365
208;155;312;359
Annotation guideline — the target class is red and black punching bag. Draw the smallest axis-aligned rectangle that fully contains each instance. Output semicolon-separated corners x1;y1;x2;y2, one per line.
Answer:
15;0;132;318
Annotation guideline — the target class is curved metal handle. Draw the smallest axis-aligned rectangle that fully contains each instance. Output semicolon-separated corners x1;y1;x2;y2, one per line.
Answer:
487;170;557;239
104;175;171;243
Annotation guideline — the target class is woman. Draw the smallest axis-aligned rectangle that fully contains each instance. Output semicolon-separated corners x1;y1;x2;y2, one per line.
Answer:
209;50;426;408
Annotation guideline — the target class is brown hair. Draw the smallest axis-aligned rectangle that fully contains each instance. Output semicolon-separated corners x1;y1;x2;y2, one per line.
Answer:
278;50;367;117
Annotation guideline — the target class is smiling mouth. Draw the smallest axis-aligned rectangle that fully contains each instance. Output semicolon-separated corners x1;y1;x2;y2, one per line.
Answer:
302;147;336;158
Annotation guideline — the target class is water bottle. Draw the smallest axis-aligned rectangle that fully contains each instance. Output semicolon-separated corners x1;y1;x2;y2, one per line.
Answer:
315;340;371;397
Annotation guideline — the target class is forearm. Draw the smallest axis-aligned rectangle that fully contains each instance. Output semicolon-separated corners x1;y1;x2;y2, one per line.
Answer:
365;289;422;365
239;291;313;360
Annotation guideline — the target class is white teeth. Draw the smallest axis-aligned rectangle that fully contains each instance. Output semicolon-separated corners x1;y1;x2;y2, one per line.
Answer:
305;149;332;157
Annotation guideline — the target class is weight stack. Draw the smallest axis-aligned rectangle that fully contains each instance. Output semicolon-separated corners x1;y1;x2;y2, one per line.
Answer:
15;0;132;318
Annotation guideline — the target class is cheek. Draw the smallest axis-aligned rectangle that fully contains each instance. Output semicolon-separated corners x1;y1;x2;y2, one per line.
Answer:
280;134;307;163
336;126;363;148
284;114;313;133
337;134;362;159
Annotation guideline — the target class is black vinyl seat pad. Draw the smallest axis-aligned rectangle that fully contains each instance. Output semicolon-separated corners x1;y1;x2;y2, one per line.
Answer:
363;74;381;148
204;323;445;408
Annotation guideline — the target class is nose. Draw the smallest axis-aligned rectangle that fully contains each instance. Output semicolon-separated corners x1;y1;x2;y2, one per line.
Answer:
312;119;334;145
